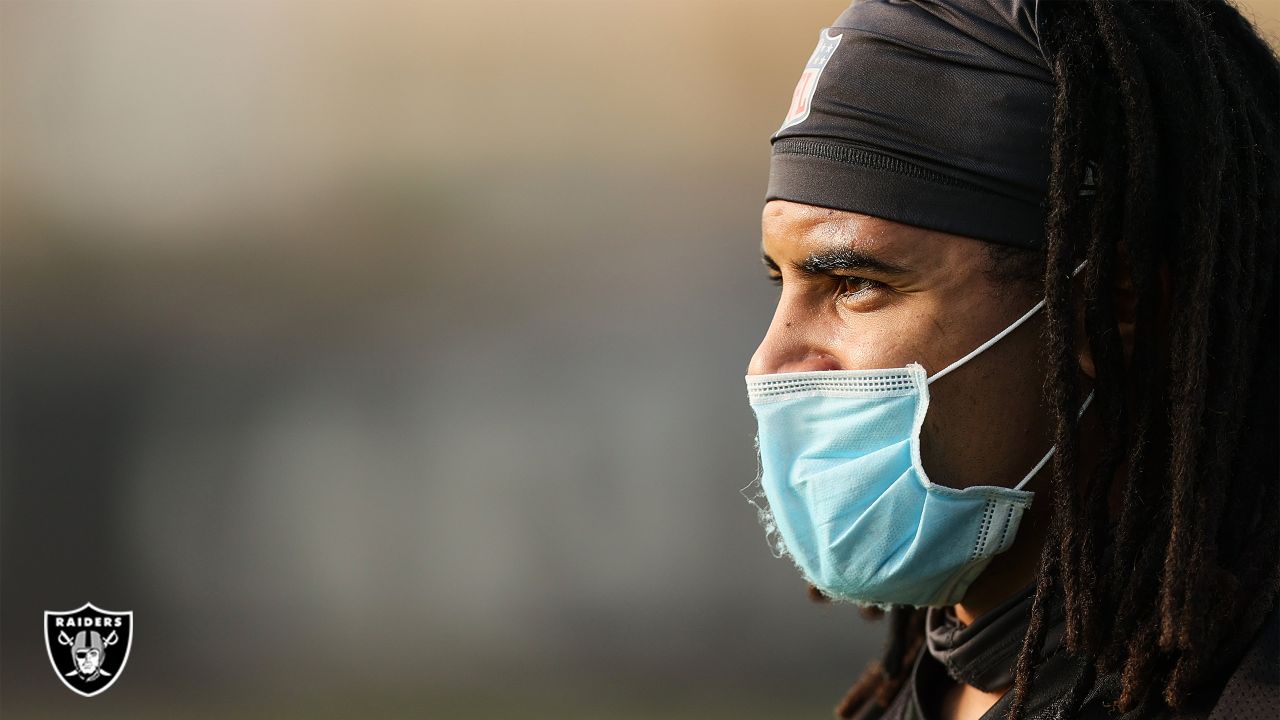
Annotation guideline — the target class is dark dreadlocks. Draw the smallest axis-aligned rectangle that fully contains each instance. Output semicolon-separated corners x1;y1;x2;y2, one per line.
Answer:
830;1;1279;718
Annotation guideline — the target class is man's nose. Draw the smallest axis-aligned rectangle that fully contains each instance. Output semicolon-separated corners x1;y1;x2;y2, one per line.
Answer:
746;307;841;376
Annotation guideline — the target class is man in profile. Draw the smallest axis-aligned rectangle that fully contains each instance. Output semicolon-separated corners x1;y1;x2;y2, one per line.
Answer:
743;1;1278;718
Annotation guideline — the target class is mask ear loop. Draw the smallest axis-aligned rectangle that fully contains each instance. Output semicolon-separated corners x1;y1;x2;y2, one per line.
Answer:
919;258;1091;491
1013;389;1095;491
926;260;1089;386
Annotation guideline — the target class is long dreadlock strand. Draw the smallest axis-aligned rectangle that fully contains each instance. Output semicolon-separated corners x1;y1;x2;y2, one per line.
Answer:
828;3;1279;718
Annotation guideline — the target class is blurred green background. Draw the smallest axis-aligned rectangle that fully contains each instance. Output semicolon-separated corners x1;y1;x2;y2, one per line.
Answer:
3;1;1277;718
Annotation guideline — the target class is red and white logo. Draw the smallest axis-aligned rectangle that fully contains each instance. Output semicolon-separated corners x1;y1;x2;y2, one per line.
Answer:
779;29;843;133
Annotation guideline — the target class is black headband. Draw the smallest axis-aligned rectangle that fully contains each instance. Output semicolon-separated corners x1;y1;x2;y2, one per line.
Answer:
766;0;1067;248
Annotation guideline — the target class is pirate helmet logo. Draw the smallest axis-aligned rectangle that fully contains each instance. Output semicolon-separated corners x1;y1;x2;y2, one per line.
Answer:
44;602;133;697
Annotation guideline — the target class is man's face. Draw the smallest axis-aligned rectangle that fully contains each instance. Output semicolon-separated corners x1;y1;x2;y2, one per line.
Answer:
749;200;1055;492
76;647;101;675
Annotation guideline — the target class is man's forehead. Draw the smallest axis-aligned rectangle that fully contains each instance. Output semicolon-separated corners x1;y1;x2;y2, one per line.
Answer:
762;200;937;260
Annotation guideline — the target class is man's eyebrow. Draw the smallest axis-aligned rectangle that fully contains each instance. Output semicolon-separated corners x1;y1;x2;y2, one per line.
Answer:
797;247;909;276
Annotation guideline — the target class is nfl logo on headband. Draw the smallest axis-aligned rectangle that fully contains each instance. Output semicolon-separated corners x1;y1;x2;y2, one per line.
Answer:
778;29;843;133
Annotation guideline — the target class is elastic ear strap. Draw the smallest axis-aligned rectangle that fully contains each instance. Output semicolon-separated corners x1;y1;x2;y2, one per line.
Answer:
1013;389;1096;491
927;298;1045;385
927;260;1088;385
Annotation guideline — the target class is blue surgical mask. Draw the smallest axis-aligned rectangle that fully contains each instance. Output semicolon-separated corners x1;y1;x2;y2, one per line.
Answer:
743;274;1093;608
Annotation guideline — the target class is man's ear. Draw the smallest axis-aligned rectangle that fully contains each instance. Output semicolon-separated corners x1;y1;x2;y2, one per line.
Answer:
1076;255;1139;380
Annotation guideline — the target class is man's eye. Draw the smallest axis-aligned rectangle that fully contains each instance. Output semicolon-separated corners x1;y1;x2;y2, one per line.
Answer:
768;273;783;287
835;275;881;300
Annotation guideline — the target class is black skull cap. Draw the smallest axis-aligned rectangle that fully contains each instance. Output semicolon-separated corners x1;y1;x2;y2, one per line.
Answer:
766;0;1056;248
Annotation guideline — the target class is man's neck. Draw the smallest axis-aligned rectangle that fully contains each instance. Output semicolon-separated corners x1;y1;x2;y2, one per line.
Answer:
940;682;1009;720
953;513;1048;625
940;383;1108;717
936;471;1053;718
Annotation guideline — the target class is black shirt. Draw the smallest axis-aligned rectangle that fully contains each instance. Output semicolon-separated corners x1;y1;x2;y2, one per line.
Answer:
851;585;1278;720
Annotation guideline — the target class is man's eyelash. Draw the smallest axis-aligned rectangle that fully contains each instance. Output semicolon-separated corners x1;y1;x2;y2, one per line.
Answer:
767;274;882;291
835;276;884;298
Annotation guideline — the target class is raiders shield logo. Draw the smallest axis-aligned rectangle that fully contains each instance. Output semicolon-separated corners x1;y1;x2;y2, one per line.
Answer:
44;602;133;697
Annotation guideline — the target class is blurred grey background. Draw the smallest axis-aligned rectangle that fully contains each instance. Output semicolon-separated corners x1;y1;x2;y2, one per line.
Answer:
3;1;1278;719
